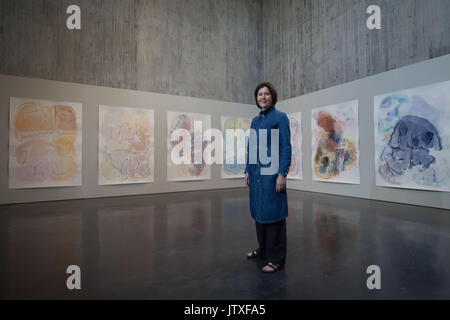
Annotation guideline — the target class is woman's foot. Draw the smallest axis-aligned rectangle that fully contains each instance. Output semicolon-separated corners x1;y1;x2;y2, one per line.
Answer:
261;262;283;273
246;249;260;259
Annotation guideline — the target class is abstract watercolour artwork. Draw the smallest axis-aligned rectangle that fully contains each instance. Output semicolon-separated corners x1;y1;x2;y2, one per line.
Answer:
167;111;211;181
287;112;303;180
221;116;251;179
9;97;82;189
311;100;360;184
374;81;450;192
99;105;154;185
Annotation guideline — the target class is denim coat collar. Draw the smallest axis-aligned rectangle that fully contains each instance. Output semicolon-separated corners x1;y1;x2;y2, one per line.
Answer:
259;105;275;117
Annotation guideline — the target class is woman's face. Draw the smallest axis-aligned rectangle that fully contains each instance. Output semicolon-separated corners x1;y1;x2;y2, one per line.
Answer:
257;87;272;110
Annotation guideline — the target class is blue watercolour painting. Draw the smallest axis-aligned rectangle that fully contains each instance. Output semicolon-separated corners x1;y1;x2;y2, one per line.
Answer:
374;80;450;192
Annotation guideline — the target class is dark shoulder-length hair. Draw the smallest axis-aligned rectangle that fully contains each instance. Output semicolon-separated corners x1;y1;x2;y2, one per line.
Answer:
254;81;278;109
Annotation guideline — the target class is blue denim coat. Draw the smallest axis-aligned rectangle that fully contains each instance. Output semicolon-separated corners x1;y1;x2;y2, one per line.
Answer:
245;106;292;224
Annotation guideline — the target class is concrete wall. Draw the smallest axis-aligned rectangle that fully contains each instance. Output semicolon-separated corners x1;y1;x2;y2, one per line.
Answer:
0;0;262;104
0;75;257;204
3;0;450;104
279;54;450;210
263;0;450;101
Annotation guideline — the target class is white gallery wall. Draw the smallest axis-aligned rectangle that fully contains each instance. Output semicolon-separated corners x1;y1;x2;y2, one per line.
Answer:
0;75;256;204
279;54;450;210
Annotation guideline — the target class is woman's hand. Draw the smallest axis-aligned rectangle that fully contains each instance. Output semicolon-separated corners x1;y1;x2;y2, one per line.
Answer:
245;173;249;187
276;175;286;193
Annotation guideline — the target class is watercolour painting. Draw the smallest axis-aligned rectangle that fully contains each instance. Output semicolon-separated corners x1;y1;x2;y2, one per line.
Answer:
167;111;211;181
374;81;450;192
221;116;251;179
311;100;360;184
99;105;154;185
288;112;303;180
9;97;82;189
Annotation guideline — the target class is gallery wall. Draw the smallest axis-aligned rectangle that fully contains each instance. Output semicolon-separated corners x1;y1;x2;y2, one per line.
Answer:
279;54;450;210
263;0;450;101
0;0;262;104
0;75;257;205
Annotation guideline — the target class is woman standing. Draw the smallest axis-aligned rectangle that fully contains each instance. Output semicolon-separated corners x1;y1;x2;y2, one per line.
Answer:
245;82;292;273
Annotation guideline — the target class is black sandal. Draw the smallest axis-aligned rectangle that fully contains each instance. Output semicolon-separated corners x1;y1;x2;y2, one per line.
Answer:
246;249;260;259
261;262;283;273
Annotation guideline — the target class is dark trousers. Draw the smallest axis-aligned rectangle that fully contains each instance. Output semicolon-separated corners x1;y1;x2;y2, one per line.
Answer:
255;219;287;265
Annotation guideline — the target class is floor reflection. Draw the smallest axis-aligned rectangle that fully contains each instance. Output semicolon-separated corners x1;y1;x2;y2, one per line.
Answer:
375;215;450;299
1;189;450;299
312;204;360;275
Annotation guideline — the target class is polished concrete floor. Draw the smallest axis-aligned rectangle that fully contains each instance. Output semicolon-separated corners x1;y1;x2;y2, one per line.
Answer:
1;188;450;299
